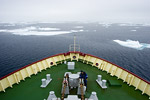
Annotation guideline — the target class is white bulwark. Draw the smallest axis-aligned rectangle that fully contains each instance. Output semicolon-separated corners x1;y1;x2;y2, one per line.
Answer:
67;62;75;70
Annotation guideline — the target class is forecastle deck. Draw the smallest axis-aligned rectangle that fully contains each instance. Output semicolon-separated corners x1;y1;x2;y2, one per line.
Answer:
0;52;150;99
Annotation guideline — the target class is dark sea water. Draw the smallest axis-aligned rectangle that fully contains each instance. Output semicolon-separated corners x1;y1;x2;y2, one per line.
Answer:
0;22;150;82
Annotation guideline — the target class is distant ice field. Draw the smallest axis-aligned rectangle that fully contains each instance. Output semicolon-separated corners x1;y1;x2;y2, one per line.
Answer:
0;26;84;36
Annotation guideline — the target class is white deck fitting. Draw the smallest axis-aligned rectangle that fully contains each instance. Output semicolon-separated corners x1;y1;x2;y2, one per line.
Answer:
47;91;57;100
97;75;102;81
61;78;69;94
41;74;52;88
67;62;75;70
77;72;81;75
77;85;86;95
52;98;60;100
64;61;67;64
69;74;79;79
41;79;52;88
96;79;107;89
64;95;80;100
69;74;79;88
89;92;98;100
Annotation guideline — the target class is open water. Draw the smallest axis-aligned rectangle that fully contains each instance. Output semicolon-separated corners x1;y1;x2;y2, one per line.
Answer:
0;22;150;82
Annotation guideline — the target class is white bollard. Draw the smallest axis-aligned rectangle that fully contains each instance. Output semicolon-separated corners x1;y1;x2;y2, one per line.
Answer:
92;92;96;95
46;74;51;80
49;91;56;98
98;75;102;81
102;80;107;87
89;92;98;100
50;91;54;95
47;91;57;100
64;61;67;64
42;79;46;86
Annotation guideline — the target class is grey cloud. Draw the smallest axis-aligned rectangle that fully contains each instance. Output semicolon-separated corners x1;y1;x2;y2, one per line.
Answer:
0;0;150;23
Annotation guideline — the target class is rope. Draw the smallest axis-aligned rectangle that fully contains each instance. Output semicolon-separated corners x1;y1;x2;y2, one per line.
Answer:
61;76;68;100
61;83;66;100
80;78;84;100
80;84;84;100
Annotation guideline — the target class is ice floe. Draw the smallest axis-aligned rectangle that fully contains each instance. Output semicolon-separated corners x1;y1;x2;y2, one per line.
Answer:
0;26;78;36
113;40;150;50
102;24;111;28
130;30;137;32
71;29;84;32
118;23;137;26
74;26;83;28
38;27;60;31
12;31;72;36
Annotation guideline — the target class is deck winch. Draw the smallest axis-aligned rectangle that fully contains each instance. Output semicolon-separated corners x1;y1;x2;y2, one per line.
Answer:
46;72;98;100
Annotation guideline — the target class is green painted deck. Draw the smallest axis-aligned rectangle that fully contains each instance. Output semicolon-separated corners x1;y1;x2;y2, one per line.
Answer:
0;61;149;100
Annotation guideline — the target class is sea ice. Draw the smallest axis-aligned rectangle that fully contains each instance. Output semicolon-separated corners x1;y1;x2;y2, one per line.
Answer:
0;26;78;36
113;40;150;50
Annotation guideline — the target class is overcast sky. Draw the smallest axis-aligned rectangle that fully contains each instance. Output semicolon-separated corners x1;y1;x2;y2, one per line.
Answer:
0;0;150;23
